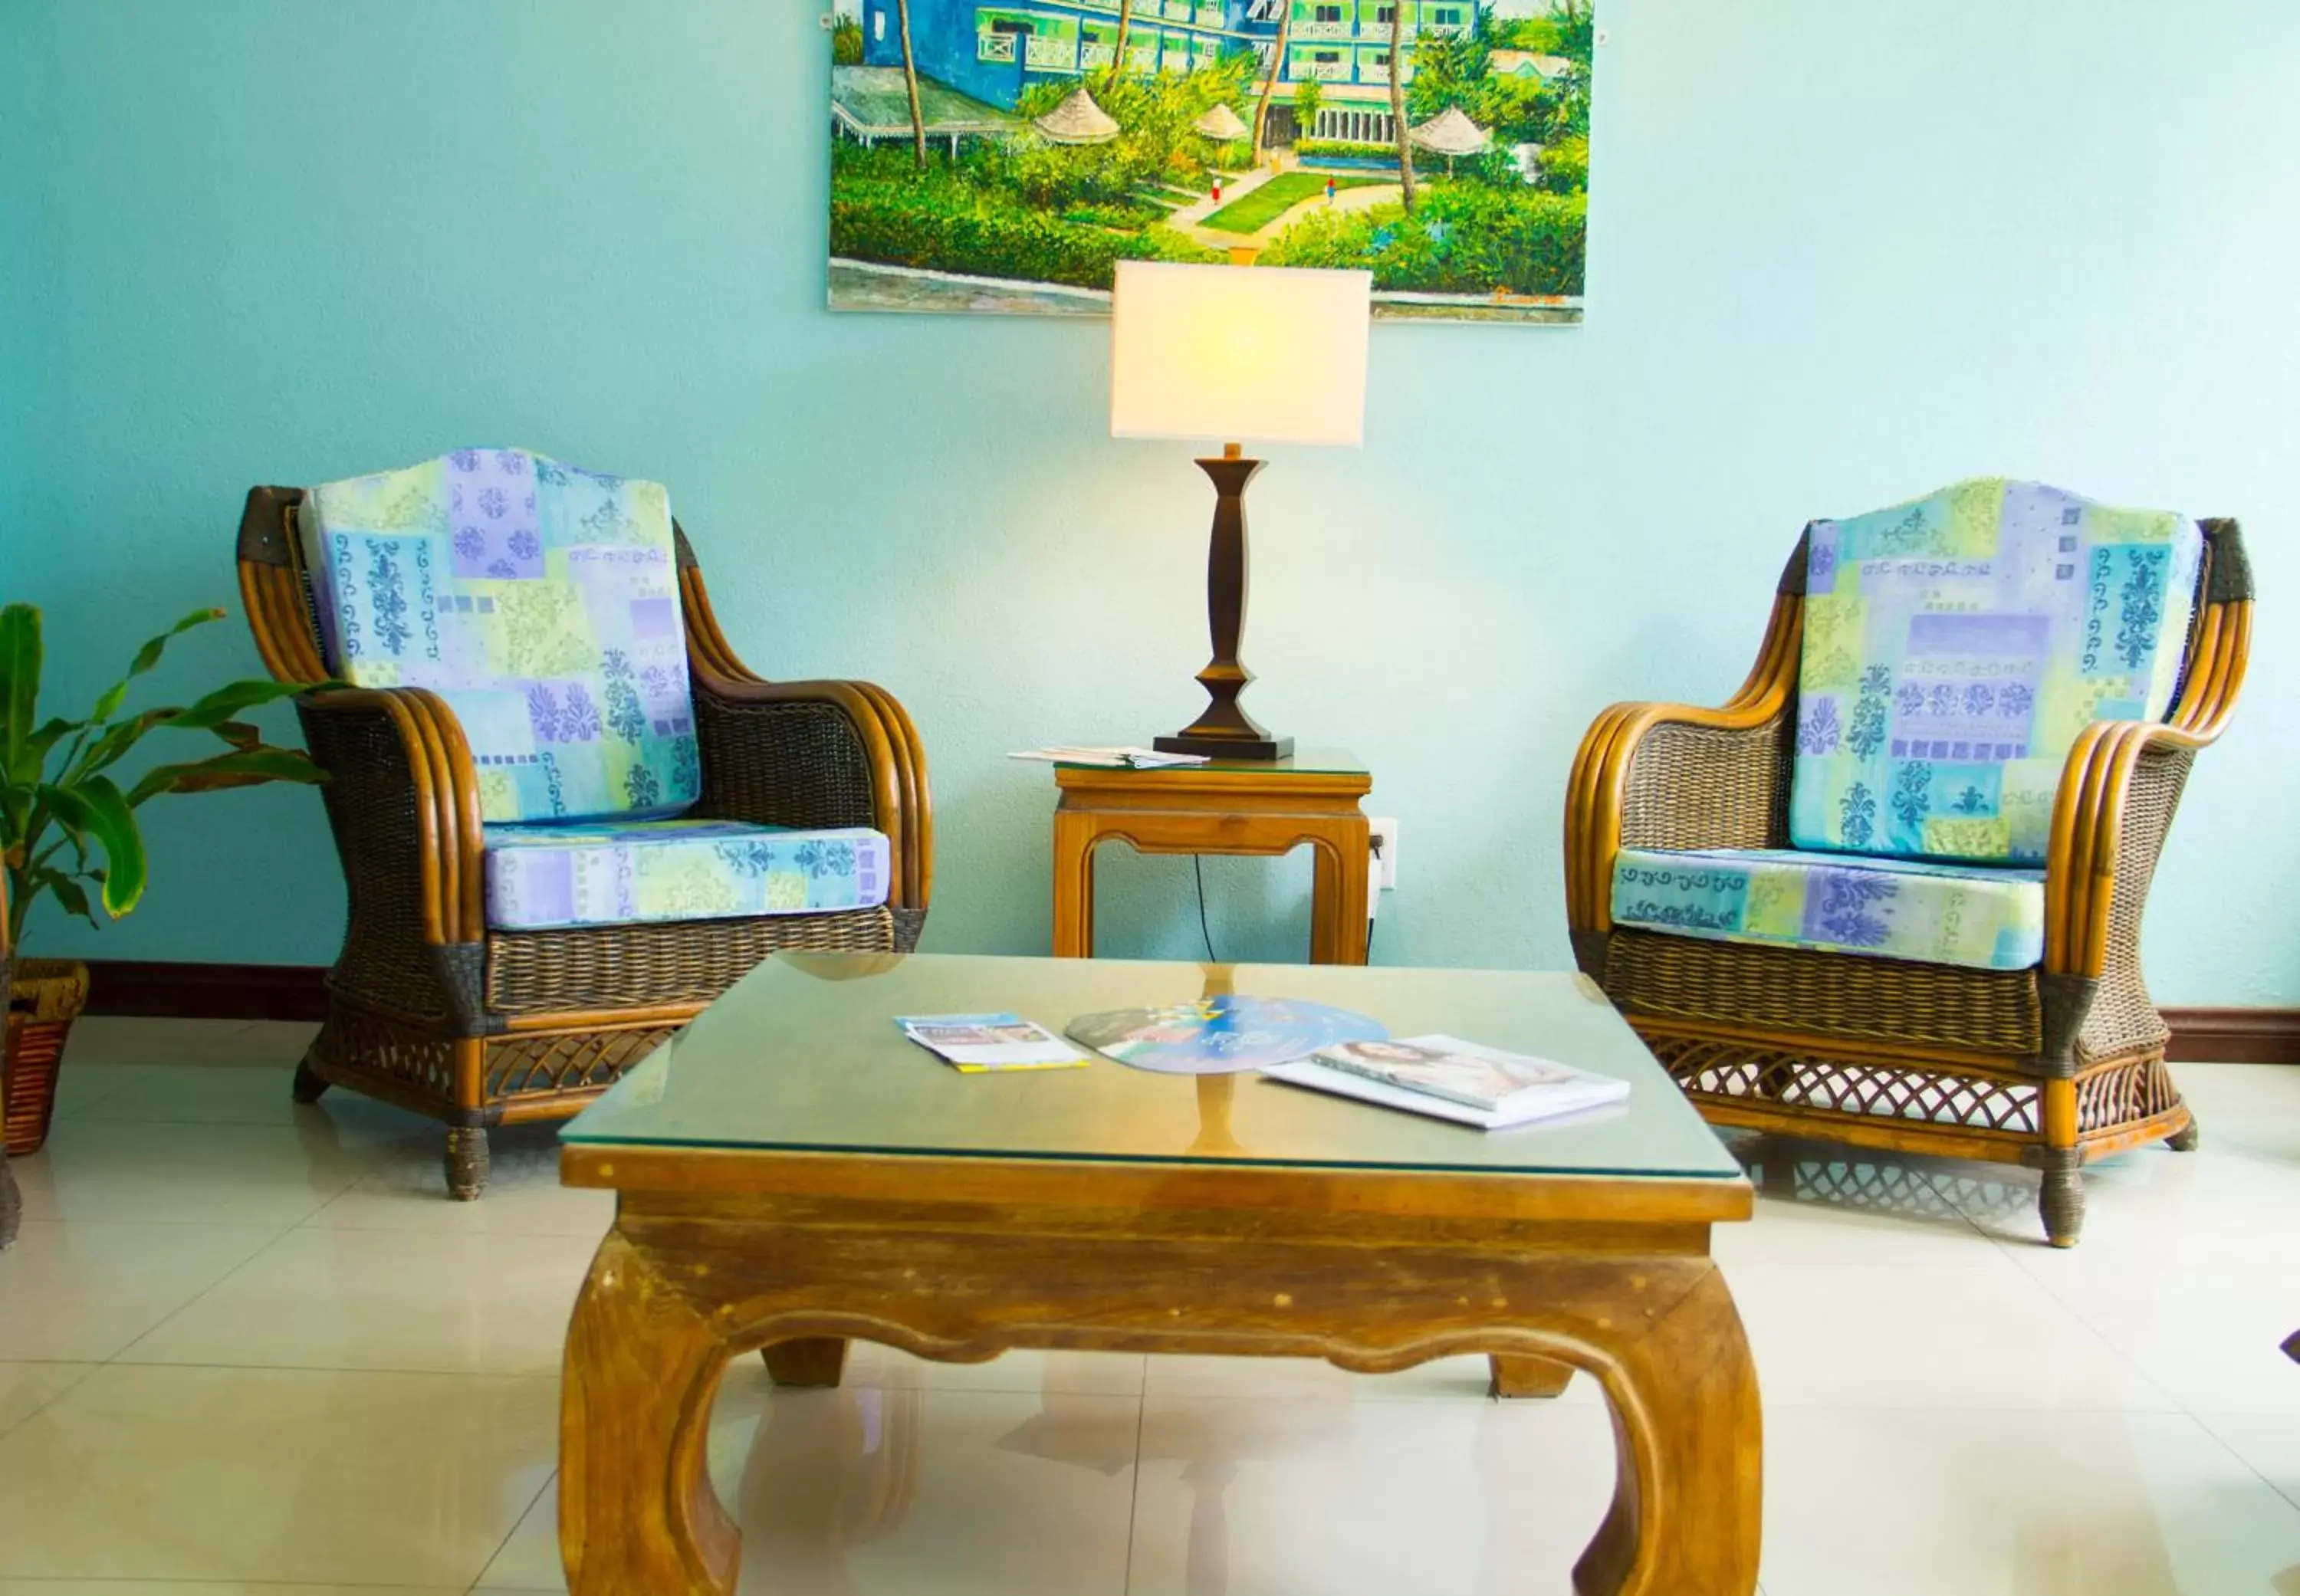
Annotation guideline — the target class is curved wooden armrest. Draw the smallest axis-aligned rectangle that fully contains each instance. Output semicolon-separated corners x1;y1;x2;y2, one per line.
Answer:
2043;592;2250;977
299;685;485;945
1565;592;1803;933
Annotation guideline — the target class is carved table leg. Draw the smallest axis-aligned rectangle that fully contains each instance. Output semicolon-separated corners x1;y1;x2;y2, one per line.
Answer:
561;1233;741;1596
1489;1353;1574;1400
1572;1267;1762;1596
762;1335;849;1387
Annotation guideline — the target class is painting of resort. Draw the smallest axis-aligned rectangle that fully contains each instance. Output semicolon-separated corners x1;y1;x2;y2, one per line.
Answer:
827;0;1592;323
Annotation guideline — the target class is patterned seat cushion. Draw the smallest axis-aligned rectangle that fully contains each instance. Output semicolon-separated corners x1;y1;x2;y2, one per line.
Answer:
483;819;892;931
1612;847;2045;972
298;448;700;824
1790;480;2202;864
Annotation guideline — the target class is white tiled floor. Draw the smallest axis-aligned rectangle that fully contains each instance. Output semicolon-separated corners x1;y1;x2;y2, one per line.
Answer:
2;1018;2297;1594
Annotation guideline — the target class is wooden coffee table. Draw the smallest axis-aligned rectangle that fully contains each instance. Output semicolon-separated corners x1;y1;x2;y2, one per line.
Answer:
557;954;1761;1595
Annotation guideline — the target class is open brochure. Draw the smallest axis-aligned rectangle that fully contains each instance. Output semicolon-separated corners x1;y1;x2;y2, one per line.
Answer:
1263;1034;1629;1129
897;1013;1089;1073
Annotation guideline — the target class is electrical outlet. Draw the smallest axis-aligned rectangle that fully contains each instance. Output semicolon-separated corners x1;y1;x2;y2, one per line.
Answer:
1368;816;1400;890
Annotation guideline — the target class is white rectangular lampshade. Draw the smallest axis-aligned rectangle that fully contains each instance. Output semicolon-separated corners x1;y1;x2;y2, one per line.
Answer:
1109;261;1372;448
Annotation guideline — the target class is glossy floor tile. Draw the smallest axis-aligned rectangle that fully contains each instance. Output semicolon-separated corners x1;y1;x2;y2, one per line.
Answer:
0;1220;279;1360
0;1364;557;1585
478;1374;1143;1594
0;1036;2295;1595
1760;1407;2300;1596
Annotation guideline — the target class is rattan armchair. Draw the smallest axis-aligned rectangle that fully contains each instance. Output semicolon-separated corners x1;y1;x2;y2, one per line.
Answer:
1565;519;2252;1246
236;486;932;1197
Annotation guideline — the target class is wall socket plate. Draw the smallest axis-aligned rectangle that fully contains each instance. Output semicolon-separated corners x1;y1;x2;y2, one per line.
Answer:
1368;816;1400;891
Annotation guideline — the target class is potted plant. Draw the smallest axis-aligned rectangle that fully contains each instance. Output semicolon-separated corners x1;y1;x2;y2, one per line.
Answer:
2;602;326;1154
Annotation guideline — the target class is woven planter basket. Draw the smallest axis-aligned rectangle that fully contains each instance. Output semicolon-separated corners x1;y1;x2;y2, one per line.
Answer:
5;959;88;1156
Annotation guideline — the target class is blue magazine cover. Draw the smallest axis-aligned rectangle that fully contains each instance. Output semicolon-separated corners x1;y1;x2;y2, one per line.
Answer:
1066;995;1385;1075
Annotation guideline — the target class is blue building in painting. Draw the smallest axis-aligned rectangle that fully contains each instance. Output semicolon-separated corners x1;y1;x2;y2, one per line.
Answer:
858;0;1473;126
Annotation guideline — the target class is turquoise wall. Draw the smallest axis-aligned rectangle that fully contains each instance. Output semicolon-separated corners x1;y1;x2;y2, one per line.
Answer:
3;0;2294;1002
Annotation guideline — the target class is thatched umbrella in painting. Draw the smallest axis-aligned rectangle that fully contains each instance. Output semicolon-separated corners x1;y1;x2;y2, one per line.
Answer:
1192;102;1249;143
1034;87;1122;146
1408;104;1493;176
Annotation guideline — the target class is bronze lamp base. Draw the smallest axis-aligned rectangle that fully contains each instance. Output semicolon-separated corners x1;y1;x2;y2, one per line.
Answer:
1155;447;1293;763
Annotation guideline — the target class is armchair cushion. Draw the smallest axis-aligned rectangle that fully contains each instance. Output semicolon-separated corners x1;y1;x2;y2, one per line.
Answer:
297;448;702;825
1789;480;2202;864
482;819;890;931
1612;846;2045;972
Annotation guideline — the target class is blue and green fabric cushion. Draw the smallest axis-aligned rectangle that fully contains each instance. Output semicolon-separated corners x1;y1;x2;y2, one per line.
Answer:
297;448;701;824
483;819;892;931
1789;479;2203;865
1611;847;2045;974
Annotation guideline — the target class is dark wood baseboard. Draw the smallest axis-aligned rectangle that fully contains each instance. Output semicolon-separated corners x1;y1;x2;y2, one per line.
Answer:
81;960;329;1022
2162;1006;2300;1065
67;961;2300;1062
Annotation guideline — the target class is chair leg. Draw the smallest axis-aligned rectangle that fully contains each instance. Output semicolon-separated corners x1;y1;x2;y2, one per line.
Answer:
445;1126;490;1201
2038;1151;2085;1248
291;1055;330;1105
0;1149;19;1252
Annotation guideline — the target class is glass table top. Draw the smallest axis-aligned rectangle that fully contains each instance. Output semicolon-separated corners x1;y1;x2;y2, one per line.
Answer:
564;954;1743;1181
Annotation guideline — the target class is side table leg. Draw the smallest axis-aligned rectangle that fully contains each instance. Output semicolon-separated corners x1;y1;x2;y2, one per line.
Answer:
1572;1267;1762;1596
1053;813;1098;958
1309;823;1371;965
561;1233;741;1596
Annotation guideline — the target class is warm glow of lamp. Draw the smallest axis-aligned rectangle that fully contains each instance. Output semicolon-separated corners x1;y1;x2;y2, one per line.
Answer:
1110;261;1372;761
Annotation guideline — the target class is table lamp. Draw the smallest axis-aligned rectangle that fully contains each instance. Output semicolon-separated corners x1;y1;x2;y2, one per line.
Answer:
1110;261;1372;761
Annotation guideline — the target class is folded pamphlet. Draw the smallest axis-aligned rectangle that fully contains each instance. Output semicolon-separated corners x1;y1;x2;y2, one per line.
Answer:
897;1013;1089;1073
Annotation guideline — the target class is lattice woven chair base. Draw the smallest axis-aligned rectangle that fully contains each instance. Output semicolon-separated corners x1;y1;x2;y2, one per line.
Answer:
238;482;934;1198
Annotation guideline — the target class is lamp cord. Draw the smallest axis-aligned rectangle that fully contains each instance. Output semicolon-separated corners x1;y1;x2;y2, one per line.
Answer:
1191;855;1218;963
1191;855;1380;964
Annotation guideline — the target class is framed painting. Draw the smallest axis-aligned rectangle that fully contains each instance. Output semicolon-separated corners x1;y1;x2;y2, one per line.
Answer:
828;1;1592;323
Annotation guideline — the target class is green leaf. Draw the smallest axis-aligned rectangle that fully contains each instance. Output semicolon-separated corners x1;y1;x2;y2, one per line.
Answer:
127;746;327;806
0;604;42;782
90;681;130;724
28;865;97;928
124;608;225;681
71;708;177;782
211;720;262;751
36;776;145;918
164;678;309;731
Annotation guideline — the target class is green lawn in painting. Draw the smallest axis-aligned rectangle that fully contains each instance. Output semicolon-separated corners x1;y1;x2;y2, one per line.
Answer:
1200;172;1387;236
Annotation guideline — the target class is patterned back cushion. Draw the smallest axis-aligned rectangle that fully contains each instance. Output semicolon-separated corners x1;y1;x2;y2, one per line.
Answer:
1789;480;2202;864
298;448;700;824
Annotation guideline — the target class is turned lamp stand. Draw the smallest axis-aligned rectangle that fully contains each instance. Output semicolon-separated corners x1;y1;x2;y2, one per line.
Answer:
1155;443;1293;763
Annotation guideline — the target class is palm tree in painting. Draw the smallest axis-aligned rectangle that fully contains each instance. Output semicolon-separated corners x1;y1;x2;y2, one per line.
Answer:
1250;2;1294;165
1114;0;1135;74
895;0;927;168
1388;1;1417;212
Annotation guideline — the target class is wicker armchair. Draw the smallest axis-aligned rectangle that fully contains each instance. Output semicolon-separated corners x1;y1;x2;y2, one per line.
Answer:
235;484;932;1198
1566;509;2252;1247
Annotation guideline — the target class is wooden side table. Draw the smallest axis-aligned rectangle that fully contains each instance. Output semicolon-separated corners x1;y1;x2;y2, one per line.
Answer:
1051;750;1372;964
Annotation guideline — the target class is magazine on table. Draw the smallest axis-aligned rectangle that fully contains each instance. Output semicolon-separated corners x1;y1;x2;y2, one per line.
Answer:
897;1013;1089;1073
1262;1035;1629;1129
